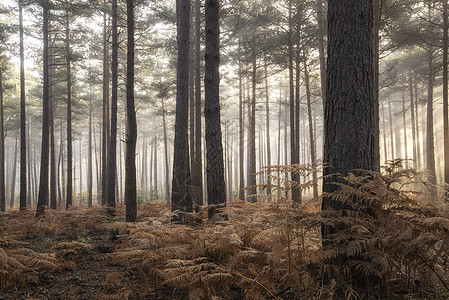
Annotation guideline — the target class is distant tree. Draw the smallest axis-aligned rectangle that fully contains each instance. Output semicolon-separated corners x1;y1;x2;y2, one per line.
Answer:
125;0;137;222
204;0;226;218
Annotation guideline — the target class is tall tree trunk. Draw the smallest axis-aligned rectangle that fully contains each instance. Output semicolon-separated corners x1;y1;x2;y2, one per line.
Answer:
381;102;388;161
264;59;271;197
443;0;449;200
194;0;203;207
247;44;257;202
189;11;195;202
171;0;191;223
288;0;300;205
94;123;100;204
322;0;374;243
153;131;158;197
414;77;421;169
49;52;57;210
388;99;395;160
125;0;137;222
0;65;5;212
238;42;245;201
27;120;32;207
37;4;50;215
402;90;408;169
316;0;326;103
372;0;382;170
162;97;170;204
427;43;437;202
58;123;64;207
88;95;93;208
19;0;27;210
409;72;417;169
304;54;318;199
205;0;226;218
107;0;118;213
65;4;73;209
10;135;18;208
102;0;110;206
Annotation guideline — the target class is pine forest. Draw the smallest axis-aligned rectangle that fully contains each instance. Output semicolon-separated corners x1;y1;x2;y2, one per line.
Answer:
0;0;449;299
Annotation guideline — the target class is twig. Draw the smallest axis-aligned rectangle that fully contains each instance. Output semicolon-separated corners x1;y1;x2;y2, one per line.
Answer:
416;252;449;292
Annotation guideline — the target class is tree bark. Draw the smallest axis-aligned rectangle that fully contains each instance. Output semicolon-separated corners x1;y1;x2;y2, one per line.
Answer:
125;0;137;222
238;42;245;201
102;0;110;206
304;54;318;199
409;72;417;169
205;0;226;218
171;0;191;223
427;42;437;202
247;44;257;202
402;91;408;169
443;0;449;200
37;4;50;215
107;0;118;213
0;65;5;212
88;91;93;208
49;49;57;210
10;135;18;208
19;0;27;210
322;0;374;236
65;4;73;209
161;97;170;204
193;0;203;207
264;59;271;197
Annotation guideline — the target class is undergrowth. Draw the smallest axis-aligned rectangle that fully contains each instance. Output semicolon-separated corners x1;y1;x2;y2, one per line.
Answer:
0;160;448;299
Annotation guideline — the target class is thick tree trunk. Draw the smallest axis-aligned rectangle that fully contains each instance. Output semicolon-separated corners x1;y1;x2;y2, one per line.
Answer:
194;0;203;207
37;4;50;215
65;5;73;209
171;0;191;223
19;0;27;210
372;0;382;170
322;0;374;236
205;0;226;218
27;121;32;207
107;0;118;213
125;0;137;222
264;59;271;197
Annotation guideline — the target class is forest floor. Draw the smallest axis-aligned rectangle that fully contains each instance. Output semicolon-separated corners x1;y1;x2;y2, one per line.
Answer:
0;190;448;300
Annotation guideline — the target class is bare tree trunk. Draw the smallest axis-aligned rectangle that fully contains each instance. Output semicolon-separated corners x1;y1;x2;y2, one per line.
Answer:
443;0;449;200
288;0;300;205
193;0;203;207
171;0;192;223
65;4;73;209
10;135;18;208
88;92;93;208
37;4;50;214
238;42;245;201
107;0;118;213
372;0;382;170
247;44;257;202
0;65;5;212
162;98;170;204
27;121;32;207
388;100;395;161
304;53;318;199
409;72;417;170
58;122;64;207
264;59;271;197
414;77;421;170
205;0;226;218
102;0;110;206
427;43;437;202
154;131;158;197
19;0;27;210
402;91;408;169
125;0;137;222
49;52;57;210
